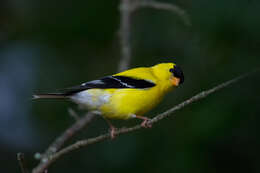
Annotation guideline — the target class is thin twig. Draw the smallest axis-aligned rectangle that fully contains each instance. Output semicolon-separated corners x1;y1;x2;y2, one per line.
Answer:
117;0;190;72
133;0;191;26
17;153;29;173
35;112;96;163
118;0;133;72
32;70;257;173
68;108;80;121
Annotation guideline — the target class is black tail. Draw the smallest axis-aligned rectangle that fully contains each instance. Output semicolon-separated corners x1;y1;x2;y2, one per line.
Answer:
32;93;67;100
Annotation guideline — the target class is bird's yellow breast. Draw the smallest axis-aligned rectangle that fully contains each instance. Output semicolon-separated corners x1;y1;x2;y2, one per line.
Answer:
100;86;171;119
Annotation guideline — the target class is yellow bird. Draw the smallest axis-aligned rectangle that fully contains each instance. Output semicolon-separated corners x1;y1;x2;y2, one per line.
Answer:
33;63;184;138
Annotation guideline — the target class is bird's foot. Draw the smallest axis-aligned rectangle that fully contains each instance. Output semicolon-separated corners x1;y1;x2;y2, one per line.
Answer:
132;115;152;128
141;118;152;128
109;126;117;139
104;118;117;139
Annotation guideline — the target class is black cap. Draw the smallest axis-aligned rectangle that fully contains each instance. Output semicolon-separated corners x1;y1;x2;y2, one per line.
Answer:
170;65;184;84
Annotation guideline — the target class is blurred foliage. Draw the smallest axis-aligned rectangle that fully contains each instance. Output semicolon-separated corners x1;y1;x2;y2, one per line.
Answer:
0;0;259;172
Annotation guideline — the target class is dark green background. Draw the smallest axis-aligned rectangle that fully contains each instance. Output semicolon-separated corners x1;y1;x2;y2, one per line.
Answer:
0;0;259;172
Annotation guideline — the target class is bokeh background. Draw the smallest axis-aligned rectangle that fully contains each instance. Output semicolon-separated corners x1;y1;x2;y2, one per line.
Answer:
1;0;260;172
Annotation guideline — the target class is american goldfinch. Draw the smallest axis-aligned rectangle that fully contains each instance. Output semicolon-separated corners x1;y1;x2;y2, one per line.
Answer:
34;63;184;138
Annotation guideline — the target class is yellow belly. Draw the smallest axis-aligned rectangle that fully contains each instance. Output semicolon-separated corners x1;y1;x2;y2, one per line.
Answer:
100;88;164;119
71;86;171;120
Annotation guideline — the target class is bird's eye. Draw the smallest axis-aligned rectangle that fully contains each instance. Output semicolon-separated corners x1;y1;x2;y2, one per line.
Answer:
169;68;174;73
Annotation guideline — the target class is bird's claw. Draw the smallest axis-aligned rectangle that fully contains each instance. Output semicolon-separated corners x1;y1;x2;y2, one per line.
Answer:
141;119;152;128
109;127;117;139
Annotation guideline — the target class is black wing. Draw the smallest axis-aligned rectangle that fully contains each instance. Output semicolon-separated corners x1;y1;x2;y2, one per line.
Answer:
62;76;156;95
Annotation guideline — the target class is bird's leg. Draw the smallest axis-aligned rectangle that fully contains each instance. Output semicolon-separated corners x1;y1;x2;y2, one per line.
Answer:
132;115;152;128
104;118;117;139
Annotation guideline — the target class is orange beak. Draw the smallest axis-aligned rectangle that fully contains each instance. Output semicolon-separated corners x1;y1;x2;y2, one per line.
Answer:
172;77;180;86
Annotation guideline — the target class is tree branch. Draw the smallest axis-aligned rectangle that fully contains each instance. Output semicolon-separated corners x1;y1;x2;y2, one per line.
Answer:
117;0;190;72
34;112;96;163
118;0;133;72
32;70;257;173
68;108;80;121
17;153;29;173
133;0;191;26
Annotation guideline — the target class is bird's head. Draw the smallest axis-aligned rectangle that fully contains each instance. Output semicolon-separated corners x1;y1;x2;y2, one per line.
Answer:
152;63;184;87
